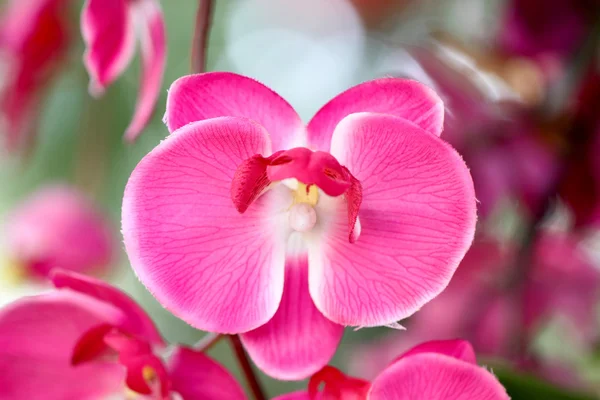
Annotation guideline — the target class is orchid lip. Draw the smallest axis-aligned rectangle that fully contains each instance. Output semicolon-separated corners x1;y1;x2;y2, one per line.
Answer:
230;146;362;243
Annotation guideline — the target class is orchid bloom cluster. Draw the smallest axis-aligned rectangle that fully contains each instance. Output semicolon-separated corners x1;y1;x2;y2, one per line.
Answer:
0;269;508;399
10;0;600;398
0;63;514;398
0;269;247;399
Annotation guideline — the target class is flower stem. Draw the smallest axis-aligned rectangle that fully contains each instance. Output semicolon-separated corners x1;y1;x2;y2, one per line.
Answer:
191;0;214;73
228;335;266;400
194;332;223;352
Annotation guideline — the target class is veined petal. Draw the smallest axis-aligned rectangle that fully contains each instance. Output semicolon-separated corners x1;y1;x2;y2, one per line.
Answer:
0;292;125;400
369;353;508;400
307;78;444;151
168;347;247;400
240;253;344;380
51;269;164;346
81;0;135;95
395;340;477;365
124;0;166;142
309;113;476;327
164;72;305;151
122;117;286;333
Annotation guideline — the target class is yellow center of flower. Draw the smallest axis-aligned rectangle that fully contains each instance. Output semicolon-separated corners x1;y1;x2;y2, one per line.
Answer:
292;182;318;206
142;366;157;382
0;257;26;286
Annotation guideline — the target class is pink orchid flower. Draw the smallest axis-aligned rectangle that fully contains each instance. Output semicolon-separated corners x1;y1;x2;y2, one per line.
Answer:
0;269;246;400
4;185;115;279
0;0;69;150
274;340;509;400
81;0;166;142
122;72;477;379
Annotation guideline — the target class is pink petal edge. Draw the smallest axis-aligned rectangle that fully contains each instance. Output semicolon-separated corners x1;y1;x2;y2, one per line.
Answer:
396;339;477;365
51;269;164;346
124;0;166;142
307;78;445;151
168;347;247;400
240;253;344;380
369;353;509;400
164;72;305;151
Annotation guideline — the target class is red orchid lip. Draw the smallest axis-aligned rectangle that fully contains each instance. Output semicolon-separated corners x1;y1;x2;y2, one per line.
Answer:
231;147;362;243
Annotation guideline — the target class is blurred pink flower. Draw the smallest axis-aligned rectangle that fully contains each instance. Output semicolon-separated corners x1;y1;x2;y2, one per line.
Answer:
0;0;69;151
4;185;116;279
275;340;508;400
467;130;558;216
499;0;590;59
349;233;600;380
0;269;246;400
408;45;559;217
81;0;166;142
122;72;477;379
527;231;600;341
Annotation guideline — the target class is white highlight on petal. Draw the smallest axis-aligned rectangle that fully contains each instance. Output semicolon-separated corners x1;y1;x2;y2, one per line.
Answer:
289;203;317;232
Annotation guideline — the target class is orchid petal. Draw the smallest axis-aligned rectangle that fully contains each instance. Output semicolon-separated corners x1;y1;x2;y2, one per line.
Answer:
124;0;166;142
240;254;343;380
122;117;287;333
169;347;247;400
81;0;135;95
51;269;164;346
0;292;125;399
395;340;477;365
164;72;305;151
307;78;444;151
369;353;509;400
309;113;476;327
